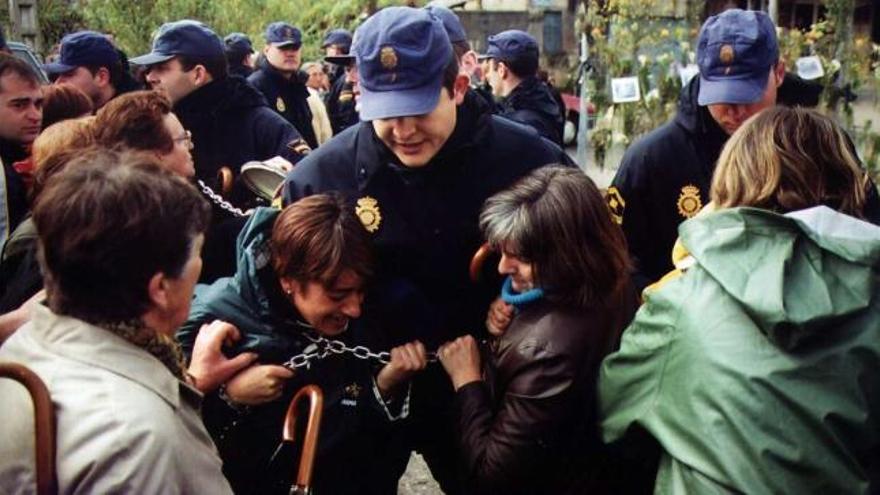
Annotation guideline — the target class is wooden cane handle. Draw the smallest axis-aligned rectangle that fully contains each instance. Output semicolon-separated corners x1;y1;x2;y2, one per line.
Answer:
282;384;324;492
0;362;57;495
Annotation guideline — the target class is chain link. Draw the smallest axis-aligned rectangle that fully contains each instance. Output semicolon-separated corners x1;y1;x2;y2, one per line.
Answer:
197;179;249;217
281;334;440;370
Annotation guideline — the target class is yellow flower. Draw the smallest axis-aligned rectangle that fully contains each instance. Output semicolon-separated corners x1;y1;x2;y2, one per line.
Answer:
660;28;669;38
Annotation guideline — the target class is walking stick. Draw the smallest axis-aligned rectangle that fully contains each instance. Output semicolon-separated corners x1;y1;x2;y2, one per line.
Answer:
283;384;324;495
0;362;57;495
469;242;492;283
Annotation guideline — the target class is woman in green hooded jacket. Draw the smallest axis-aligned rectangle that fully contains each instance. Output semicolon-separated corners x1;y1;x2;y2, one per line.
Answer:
600;107;880;494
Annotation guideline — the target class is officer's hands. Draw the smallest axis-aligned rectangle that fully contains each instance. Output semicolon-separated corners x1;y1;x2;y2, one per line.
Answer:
438;335;482;391
486;297;514;337
376;340;428;398
187;320;258;393
225;364;295;405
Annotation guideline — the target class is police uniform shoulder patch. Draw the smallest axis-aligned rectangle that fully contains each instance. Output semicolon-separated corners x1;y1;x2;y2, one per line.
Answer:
356;196;382;233
677;185;702;219
287;137;311;156
276;96;286;113
338;90;353;103
606;186;625;225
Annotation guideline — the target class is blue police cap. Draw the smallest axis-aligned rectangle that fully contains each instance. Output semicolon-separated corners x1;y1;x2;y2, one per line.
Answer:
130;20;224;66
353;7;452;121
424;4;467;44
697;9;779;106
485;30;539;73
43;31;120;75
321;29;353;52
224;32;254;55
265;22;302;49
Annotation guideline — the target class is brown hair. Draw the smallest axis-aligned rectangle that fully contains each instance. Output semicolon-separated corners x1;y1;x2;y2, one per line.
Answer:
711;106;868;217
93;90;174;155
30;117;97;200
480;166;631;309
0;53;40;89
271;193;372;288
41;83;94;129
33;148;211;324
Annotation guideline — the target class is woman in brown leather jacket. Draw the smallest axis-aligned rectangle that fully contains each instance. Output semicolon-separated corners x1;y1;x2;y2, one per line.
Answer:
438;166;633;494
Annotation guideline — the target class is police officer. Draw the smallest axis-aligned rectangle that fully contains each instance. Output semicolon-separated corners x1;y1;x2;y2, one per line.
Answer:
483;30;563;145
323;29;360;135
44;31;140;110
282;7;571;492
131;20;305;190
224;32;255;79
607;9;868;291
132;20;307;282
248;22;318;149
322;28;352;86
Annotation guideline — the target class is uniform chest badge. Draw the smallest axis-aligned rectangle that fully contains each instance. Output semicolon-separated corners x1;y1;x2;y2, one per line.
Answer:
606;186;625;225
276;96;286;112
356;196;382;233
677;185;703;219
341;383;362;407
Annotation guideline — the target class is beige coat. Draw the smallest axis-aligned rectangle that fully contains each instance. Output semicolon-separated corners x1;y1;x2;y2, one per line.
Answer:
0;304;232;494
307;87;333;146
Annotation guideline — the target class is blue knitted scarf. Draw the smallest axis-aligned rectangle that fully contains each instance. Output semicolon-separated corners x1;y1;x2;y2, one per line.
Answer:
500;276;545;310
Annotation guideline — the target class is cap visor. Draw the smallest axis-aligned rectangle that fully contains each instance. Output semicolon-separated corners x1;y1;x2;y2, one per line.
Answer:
272;41;300;49
697;72;770;106
42;62;76;74
129;52;175;66
324;55;355;65
358;79;443;121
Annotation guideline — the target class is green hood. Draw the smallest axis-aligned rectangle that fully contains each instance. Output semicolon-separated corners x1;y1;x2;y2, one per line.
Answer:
678;206;880;349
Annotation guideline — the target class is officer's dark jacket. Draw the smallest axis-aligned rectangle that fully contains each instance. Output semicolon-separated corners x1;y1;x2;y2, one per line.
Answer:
248;64;318;149
607;74;875;291
497;76;564;146
178;208;403;495
173;75;305;189
282;90;572;350
229;64;253;79
325;74;359;135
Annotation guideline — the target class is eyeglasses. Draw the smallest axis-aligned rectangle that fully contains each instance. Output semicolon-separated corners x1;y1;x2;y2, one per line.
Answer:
174;130;193;148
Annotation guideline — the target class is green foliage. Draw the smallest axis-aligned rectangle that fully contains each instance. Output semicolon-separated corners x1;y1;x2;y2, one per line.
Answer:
72;0;403;62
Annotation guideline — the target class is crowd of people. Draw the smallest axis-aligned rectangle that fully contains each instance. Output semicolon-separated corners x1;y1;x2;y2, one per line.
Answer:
0;4;878;495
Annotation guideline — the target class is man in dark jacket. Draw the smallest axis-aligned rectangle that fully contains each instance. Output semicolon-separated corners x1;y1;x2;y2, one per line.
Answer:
323;30;360;135
132;20;307;191
132;20;308;282
0;54;40;249
282;8;571;493
45;31;141;110
248;22;317;149
224;32;255;79
609;9;848;290
322;28;352;86
484;30;563;145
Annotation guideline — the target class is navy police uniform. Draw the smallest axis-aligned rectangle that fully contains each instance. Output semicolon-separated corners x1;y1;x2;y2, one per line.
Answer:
282;8;572;492
486;30;563;146
249;23;318;149
609;10;880;290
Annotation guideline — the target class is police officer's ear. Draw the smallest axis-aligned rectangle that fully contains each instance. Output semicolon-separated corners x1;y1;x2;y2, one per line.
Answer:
94;66;111;88
453;73;469;105
191;64;212;86
772;60;785;88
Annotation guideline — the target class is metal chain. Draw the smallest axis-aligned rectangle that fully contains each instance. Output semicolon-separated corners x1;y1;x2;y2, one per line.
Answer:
281;334;440;371
197;179;249;217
